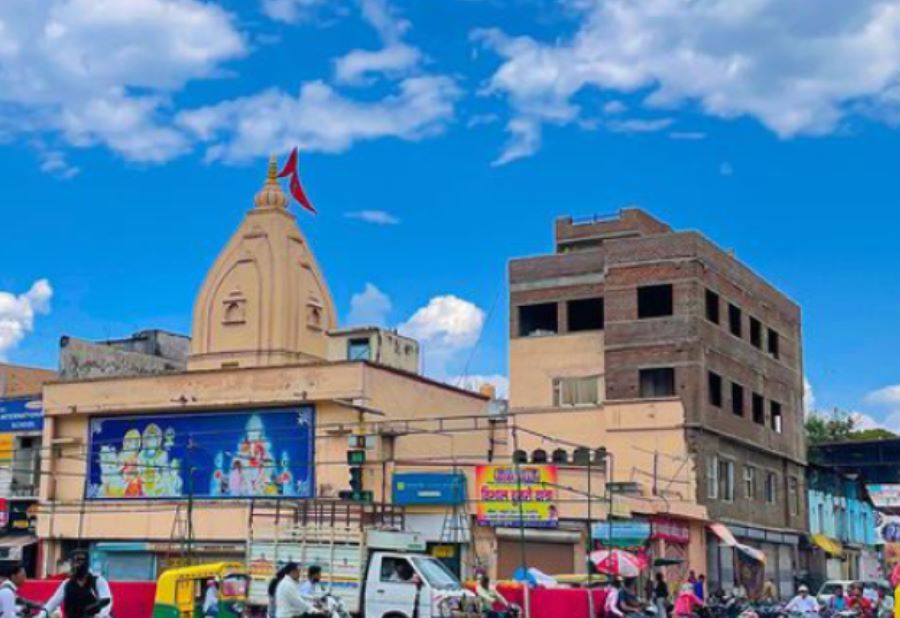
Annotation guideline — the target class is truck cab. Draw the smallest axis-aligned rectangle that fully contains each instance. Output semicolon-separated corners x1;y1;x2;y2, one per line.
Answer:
364;551;472;618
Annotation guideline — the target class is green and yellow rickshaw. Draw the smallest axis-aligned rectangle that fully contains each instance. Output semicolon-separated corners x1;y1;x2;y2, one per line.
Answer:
153;562;249;618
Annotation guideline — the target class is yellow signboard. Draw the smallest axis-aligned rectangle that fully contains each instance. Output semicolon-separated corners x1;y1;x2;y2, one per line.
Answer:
0;434;14;463
475;465;558;528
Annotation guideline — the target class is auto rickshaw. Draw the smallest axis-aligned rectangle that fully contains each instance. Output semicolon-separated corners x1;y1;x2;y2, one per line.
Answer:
153;562;249;618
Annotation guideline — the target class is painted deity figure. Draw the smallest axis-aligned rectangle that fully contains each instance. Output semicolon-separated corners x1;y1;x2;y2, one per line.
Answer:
276;451;294;496
209;452;227;496
235;415;275;495
138;423;173;496
120;428;144;497
98;445;124;497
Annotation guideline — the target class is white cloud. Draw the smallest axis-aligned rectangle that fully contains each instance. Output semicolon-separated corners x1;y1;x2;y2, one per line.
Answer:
346;283;392;327
0;0;244;163
493;117;541;166
37;147;79;180
333;0;422;84
0;279;53;360
345;210;400;225
476;0;900;161
865;384;900;406
804;377;816;415
606;118;673;133
399;295;485;376
334;44;422;84
261;0;328;23
179;76;460;163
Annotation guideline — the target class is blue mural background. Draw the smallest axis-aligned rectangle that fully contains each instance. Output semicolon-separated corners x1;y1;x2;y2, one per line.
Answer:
86;407;315;500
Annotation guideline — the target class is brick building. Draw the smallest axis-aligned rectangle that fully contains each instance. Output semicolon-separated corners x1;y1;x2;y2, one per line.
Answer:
508;209;806;596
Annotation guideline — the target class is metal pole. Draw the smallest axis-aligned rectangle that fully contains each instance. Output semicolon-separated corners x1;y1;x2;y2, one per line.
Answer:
512;425;527;578
587;456;593;586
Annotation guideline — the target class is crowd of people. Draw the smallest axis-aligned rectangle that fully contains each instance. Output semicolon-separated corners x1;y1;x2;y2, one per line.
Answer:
599;571;896;618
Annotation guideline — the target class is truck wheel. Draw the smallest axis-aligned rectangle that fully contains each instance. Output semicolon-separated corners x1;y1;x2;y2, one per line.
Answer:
381;613;410;618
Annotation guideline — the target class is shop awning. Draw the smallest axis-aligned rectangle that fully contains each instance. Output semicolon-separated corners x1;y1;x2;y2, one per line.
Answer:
811;534;844;557
709;523;767;564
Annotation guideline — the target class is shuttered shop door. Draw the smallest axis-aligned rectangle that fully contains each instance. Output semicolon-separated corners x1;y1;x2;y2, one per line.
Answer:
497;540;575;579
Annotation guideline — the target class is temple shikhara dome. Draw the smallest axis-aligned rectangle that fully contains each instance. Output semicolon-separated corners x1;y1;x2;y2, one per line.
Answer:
188;156;336;370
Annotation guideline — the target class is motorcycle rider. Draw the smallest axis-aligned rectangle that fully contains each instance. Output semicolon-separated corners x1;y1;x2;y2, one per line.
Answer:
475;573;511;618
41;550;113;618
784;585;819;617
0;563;26;618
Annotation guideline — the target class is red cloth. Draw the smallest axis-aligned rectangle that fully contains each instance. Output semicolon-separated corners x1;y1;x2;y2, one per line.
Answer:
277;147;316;213
19;580;156;617
488;583;608;618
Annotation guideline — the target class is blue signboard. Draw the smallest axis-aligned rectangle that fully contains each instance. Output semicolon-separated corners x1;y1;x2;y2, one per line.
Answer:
592;521;652;543
86;407;315;500
393;472;466;505
0;397;43;433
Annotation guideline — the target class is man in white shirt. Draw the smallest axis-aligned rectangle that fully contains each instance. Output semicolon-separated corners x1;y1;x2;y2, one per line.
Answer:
0;563;26;618
41;550;113;618
784;585;819;616
606;579;624;618
275;562;315;618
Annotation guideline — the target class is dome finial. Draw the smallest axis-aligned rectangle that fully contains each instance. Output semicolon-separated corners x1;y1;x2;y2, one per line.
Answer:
254;153;288;209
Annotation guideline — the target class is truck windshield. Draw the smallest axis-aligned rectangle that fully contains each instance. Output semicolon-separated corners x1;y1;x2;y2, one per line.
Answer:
411;557;461;591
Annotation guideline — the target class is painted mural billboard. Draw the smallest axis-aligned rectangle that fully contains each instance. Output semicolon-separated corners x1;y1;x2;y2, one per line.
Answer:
86;407;315;500
475;464;558;528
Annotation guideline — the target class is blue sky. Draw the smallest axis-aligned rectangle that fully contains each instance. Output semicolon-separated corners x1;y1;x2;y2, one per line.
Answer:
2;0;900;428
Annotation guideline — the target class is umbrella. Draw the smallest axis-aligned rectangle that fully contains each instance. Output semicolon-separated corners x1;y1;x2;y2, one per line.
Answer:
590;549;646;578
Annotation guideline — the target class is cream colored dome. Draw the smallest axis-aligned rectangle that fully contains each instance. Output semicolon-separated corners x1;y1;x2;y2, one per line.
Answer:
187;157;336;371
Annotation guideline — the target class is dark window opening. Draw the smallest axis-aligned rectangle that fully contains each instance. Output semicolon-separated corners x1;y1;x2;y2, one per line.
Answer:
731;383;745;416
637;284;674;319
768;329;780;359
573;447;591;465
750;317;762;348
551;449;568;464
705;289;720;324
568;297;604;331
771;401;783;433
512;450;528;464
531;449;548;463
640;368;676;398
708;372;723;408
518;303;558;337
728;304;742;338
752;393;765;425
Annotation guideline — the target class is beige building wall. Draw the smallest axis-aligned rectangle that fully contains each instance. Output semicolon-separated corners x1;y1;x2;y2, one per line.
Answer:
327;328;420;375
509;332;605;408
38;363;489;553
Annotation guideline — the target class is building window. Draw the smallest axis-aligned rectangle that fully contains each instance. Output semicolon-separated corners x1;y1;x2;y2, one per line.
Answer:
770;401;783;433
708;371;723;408
640;368;676;398
553;376;601;406
519;303;558;336
731;383;745;416
728;304;742;338
551;449;568;464
788;477;800;516
768;329;780;359
567;297;604;331
532;449;548;463
513;450;528;464
766;472;778;503
707;456;719;499
347;337;371;361
638;284;674;319
750;317;762;348
744;466;757;500
706;289;720;324
718;459;735;502
752;393;765;425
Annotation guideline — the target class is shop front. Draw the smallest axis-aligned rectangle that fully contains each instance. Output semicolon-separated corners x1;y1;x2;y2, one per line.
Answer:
707;523;798;599
650;517;692;583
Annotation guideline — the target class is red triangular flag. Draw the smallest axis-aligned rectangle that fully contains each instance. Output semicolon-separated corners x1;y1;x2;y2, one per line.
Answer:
277;147;298;178
290;170;316;213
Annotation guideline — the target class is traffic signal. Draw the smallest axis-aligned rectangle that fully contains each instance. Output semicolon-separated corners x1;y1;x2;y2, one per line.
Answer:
339;442;372;503
349;466;363;493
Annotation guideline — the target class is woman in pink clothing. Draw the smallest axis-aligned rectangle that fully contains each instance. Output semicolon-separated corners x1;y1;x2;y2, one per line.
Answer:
673;583;704;618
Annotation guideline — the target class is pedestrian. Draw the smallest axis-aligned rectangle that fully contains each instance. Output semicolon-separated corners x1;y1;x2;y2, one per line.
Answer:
654;572;670;618
878;587;894;618
41;549;113;618
674;583;703;618
784;585;818;617
694;574;705;602
268;564;292;618
476;573;511;618
203;579;219;617
605;578;625;618
0;563;26;618
275;561;314;618
761;578;777;602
